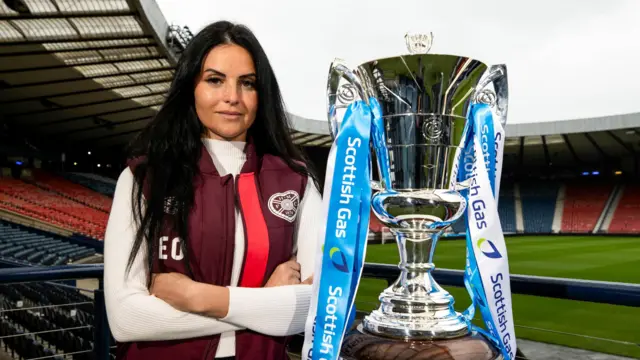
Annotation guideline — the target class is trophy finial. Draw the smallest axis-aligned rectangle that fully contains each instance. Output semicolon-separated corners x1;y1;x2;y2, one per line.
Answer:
405;32;433;54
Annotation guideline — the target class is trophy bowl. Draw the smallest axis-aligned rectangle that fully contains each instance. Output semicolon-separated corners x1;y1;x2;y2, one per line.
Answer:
326;34;507;360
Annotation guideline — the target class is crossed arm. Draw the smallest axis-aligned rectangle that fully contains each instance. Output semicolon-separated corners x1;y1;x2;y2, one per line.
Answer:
103;168;322;342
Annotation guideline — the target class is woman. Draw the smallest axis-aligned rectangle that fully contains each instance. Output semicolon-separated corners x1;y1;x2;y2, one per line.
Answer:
103;20;323;360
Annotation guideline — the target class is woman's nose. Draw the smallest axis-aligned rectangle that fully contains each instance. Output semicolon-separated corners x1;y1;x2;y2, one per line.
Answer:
222;82;240;104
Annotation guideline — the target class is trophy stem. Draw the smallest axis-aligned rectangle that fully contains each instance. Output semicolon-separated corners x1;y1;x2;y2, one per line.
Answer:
396;231;439;275
362;230;470;340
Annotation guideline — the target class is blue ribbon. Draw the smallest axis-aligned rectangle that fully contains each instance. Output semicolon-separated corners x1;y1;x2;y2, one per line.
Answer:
369;99;391;189
310;100;510;359
311;100;373;360
458;103;510;359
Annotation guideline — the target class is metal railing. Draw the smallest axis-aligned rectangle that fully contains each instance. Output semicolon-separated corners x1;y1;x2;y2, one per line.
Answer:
365;263;640;307
0;264;108;360
0;263;638;359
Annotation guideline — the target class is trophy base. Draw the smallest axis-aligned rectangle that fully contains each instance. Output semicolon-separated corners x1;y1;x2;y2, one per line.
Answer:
340;324;502;360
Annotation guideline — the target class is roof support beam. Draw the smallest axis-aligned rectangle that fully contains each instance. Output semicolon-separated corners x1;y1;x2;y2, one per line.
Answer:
1;35;153;46
0;43;157;57
541;135;551;166
294;134;327;146
5;19;27;38
0;79;169;104
0;54;163;74
584;133;609;159
0;12;136;20
5;65;173;89
25;102;162;127
607;131;636;156
6;90;166;118
79;127;145;143
518;137;524;167
562;134;581;163
56;115;152;136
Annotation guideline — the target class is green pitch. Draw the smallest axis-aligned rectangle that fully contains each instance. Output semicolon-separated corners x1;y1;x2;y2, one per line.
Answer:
354;236;640;358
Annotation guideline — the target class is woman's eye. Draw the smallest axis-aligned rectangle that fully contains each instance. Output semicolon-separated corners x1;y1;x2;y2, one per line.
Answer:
206;77;223;85
242;80;256;89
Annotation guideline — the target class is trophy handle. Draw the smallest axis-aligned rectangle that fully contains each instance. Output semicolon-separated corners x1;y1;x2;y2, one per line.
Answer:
326;58;368;139
474;64;509;126
370;180;384;192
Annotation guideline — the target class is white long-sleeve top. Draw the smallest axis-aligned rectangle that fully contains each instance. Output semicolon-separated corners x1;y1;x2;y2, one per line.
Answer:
103;139;323;358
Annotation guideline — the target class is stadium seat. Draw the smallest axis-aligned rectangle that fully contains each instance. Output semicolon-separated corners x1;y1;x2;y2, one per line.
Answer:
561;182;613;233
30;169;113;212
609;184;640;233
0;177;108;240
0;221;96;265
0;282;95;359
497;183;517;233
520;182;559;233
450;182;517;234
64;172;117;197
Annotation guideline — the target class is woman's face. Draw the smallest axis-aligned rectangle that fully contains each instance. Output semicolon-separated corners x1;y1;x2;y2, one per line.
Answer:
194;43;258;141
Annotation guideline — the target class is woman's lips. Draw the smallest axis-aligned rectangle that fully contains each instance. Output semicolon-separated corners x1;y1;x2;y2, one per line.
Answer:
216;111;243;120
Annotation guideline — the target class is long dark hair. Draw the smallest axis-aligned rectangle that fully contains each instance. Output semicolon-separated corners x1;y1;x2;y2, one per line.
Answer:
125;21;319;283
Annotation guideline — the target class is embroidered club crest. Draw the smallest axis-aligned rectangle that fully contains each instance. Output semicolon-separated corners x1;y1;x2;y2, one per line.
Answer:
268;190;300;222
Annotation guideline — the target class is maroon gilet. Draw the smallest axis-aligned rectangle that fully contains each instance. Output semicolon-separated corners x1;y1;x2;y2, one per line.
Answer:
117;142;308;360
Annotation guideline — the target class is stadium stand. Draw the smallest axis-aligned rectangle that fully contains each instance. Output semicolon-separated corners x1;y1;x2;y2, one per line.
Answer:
29;169;113;212
449;183;517;234
561;182;614;233
520;181;560;233
0;0;194;357
0;0;638;358
498;183;517;233
451;213;467;234
69;173;117;186
608;184;640;234
0;176;108;240
0;282;113;360
0;221;96;266
63;173;116;197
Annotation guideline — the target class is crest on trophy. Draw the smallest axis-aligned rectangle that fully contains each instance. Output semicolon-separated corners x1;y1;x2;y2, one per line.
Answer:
404;32;434;54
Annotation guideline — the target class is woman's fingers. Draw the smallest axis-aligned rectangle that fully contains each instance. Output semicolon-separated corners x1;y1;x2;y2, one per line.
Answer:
290;269;301;282
265;260;301;287
288;259;301;272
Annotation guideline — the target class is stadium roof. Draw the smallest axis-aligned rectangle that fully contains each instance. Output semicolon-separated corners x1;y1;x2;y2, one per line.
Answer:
0;0;637;177
290;112;640;177
0;0;191;150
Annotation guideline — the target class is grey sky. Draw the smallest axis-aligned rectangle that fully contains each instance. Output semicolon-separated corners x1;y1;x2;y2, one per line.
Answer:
156;0;640;125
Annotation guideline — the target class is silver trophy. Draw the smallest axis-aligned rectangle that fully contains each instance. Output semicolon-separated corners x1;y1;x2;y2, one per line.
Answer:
327;33;508;359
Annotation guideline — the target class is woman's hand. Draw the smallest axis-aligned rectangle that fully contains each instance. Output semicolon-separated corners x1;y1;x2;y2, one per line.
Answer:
264;258;313;287
151;272;230;318
150;272;198;313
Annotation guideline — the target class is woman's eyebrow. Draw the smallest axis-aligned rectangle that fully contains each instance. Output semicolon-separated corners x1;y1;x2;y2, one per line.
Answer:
204;69;257;79
204;68;225;76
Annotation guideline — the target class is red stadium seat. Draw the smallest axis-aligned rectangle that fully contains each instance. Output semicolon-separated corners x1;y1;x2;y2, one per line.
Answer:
30;169;112;213
561;183;613;233
609;185;640;234
0;176;109;240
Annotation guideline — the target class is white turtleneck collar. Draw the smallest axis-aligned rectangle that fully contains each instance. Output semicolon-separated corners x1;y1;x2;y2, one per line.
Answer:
201;138;247;176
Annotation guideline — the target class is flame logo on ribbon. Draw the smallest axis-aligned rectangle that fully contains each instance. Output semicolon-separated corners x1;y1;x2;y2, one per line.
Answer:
476;238;502;259
329;247;349;273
